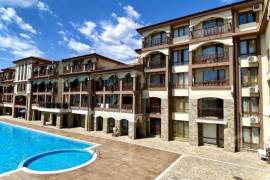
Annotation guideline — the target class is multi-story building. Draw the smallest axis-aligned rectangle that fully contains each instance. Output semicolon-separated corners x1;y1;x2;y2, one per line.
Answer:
0;0;269;152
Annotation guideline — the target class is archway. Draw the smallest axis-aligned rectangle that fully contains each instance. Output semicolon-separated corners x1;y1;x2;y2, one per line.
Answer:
96;116;103;131
120;119;129;136
107;117;115;133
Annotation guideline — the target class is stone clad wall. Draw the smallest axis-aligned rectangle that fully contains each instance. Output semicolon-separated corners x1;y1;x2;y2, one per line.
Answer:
161;98;169;140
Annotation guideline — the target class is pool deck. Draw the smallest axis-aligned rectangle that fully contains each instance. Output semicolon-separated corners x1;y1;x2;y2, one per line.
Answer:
1;117;270;180
0;118;179;180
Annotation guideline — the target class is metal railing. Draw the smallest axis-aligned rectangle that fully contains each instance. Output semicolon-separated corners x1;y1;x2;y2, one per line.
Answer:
191;23;231;39
143;36;170;48
192;52;229;64
193;79;228;87
198;108;223;119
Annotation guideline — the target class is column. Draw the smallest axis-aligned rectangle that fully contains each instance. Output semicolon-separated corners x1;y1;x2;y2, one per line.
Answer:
56;113;63;129
128;119;136;139
32;110;36;121
103;118;108;133
49;113;53;124
189;98;199;146
94;116;97;131
116;119;121;135
41;112;45;126
132;76;136;113
161;98;169;140
85;113;89;131
223;99;235;152
67;113;73;128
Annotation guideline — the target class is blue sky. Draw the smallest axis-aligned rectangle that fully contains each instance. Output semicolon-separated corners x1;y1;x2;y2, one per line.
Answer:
0;0;240;69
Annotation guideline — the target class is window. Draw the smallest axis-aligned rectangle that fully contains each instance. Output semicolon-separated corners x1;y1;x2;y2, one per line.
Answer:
173;25;189;38
172;48;189;65
240;39;257;57
172;97;189;112
239;11;256;25
173;121;189;139
172;73;188;88
203;69;225;81
243;127;259;149
147;53;165;68
242;97;259;117
202;44;224;56
149;74;165;85
241;67;258;86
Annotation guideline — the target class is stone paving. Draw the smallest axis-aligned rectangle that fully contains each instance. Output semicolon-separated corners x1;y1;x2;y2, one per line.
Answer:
1;116;270;180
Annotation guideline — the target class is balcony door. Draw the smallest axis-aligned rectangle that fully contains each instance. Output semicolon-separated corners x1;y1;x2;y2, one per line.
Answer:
203;69;225;82
201;124;224;148
150;118;161;136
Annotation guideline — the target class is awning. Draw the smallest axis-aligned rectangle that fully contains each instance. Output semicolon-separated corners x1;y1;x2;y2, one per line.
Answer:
78;76;89;82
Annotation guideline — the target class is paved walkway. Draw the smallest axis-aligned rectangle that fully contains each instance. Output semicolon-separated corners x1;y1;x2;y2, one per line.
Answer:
1;116;270;180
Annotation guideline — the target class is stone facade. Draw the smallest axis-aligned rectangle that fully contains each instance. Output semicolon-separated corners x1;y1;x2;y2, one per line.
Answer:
161;98;169;140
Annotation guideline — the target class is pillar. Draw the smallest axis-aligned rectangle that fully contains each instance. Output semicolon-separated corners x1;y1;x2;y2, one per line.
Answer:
94;116;97;131
85;113;89;131
161;98;169;140
189;98;199;146
128;119;136;139
223;99;235;152
56;114;63;129
49;113;53;124
41;112;45;126
103;118;108;133
32;110;36;121
67;113;73;128
116;120;121;135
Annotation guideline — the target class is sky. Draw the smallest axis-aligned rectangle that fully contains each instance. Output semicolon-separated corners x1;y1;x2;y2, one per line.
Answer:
0;0;241;69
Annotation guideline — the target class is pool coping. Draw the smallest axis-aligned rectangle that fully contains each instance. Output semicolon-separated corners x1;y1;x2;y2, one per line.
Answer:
0;121;100;177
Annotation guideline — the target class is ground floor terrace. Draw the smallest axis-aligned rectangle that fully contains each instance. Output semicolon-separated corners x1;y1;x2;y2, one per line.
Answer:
1;116;270;180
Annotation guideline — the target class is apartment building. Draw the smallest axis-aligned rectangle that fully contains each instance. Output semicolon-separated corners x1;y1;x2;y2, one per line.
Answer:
0;0;269;152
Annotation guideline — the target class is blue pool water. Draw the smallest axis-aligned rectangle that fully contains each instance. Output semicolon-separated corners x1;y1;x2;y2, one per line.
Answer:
23;150;93;172
0;122;93;174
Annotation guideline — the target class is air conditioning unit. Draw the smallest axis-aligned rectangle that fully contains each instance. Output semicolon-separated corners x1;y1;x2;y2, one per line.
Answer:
248;56;258;63
253;3;262;12
250;116;260;124
250;85;259;93
105;103;109;109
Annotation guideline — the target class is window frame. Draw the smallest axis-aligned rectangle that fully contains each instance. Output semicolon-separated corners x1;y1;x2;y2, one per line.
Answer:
239;11;256;25
242;97;259;117
173;25;189;38
241;67;258;87
240;39;257;57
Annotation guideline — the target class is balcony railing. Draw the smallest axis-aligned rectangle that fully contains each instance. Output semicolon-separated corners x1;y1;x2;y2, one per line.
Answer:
143;36;170;48
192;52;229;64
193;80;228;87
122;104;133;110
198;108;223;119
107;104;119;109
147;105;161;113
15;101;26;106
63;64;92;74
122;82;133;91
148;83;165;88
145;63;166;69
38;102;69;109
191;23;231;39
172;61;189;66
171;84;188;89
70;103;80;107
70;86;80;92
105;84;120;91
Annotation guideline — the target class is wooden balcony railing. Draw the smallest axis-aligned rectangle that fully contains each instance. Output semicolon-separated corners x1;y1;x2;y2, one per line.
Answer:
143;36;170;48
198;108;223;119
122;82;133;91
38;102;69;109
147;105;161;113
105;84;120;91
191;23;232;39
145;63;166;69
193;80;228;87
192;52;229;64
107;104;119;109
171;84;188;89
122;104;133;110
148;83;165;88
70;86;80;92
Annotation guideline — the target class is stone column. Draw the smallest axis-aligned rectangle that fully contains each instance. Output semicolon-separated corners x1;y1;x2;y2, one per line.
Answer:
223;99;235;152
189;98;199;146
32;110;36;121
85;113;89;131
128;119;136;139
67;113;73;128
116;119;121;135
94;117;97;131
49;113;53;124
161;98;169;140
103;118;108;133
56;114;63;129
41;112;45;126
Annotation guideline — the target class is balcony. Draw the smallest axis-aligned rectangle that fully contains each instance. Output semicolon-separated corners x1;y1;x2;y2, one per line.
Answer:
191;23;231;39
171;84;188;89
145;63;166;69
122;82;133;91
147;105;161;114
192;52;229;65
70;86;80;92
193;79;228;87
122;104;132;111
63;64;92;74
199;108;223;120
143;36;170;48
105;84;120;91
148;83;165;88
38;102;69;109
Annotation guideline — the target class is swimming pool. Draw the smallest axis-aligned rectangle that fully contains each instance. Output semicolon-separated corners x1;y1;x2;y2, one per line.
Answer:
0;121;97;175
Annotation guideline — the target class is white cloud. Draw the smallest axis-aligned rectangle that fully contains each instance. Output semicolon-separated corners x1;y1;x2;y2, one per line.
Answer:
220;0;237;4
0;0;38;8
58;31;91;54
19;33;31;39
0;7;37;34
123;5;140;19
37;1;52;13
0;34;43;57
72;5;142;62
78;21;96;37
